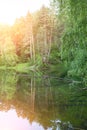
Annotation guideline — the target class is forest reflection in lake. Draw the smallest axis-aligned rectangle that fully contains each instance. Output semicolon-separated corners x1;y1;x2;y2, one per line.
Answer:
0;71;87;130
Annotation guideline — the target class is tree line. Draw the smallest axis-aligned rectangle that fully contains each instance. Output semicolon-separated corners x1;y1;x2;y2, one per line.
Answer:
0;5;63;67
51;0;87;84
0;0;87;83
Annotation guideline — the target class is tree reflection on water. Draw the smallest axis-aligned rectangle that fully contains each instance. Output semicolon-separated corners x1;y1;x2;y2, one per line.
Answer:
0;71;87;130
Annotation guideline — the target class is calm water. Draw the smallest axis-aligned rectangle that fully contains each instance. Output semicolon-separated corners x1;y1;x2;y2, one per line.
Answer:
0;71;87;130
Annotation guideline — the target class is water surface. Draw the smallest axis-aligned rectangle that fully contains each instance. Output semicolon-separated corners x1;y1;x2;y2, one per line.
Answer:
0;71;87;130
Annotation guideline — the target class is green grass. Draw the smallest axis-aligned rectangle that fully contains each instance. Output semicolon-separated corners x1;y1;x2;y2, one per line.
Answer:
15;63;29;73
0;62;37;73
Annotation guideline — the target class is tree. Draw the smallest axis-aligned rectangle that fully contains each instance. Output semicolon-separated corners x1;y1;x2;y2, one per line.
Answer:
52;0;87;79
33;6;55;63
11;17;25;60
0;25;18;65
11;13;35;63
23;12;35;62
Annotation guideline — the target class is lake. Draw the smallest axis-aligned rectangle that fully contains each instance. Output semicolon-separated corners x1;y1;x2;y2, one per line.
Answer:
0;71;87;130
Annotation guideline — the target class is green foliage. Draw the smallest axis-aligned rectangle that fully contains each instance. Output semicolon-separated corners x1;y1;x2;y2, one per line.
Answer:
28;54;43;70
49;44;60;64
68;49;87;77
55;0;87;82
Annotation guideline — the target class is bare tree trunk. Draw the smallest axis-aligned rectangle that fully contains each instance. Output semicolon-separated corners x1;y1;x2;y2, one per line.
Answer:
30;36;33;59
43;25;48;62
32;33;35;63
29;25;35;62
47;27;52;60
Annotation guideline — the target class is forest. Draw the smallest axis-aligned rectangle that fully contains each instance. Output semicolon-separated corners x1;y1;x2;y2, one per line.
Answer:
0;0;87;85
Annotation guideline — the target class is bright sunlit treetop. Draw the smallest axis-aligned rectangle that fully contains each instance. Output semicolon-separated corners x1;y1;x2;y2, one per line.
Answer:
0;0;50;25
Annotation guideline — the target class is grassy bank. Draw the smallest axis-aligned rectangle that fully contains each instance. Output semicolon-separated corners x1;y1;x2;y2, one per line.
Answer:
0;63;38;73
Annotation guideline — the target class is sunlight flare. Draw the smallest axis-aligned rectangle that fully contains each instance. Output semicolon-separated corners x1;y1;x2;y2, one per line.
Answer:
0;0;49;25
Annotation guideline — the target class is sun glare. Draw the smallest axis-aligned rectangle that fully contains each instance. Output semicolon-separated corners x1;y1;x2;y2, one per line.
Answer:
0;0;49;25
3;129;10;130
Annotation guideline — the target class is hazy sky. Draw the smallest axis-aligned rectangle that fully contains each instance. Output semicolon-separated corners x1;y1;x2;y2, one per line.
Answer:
0;0;50;25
